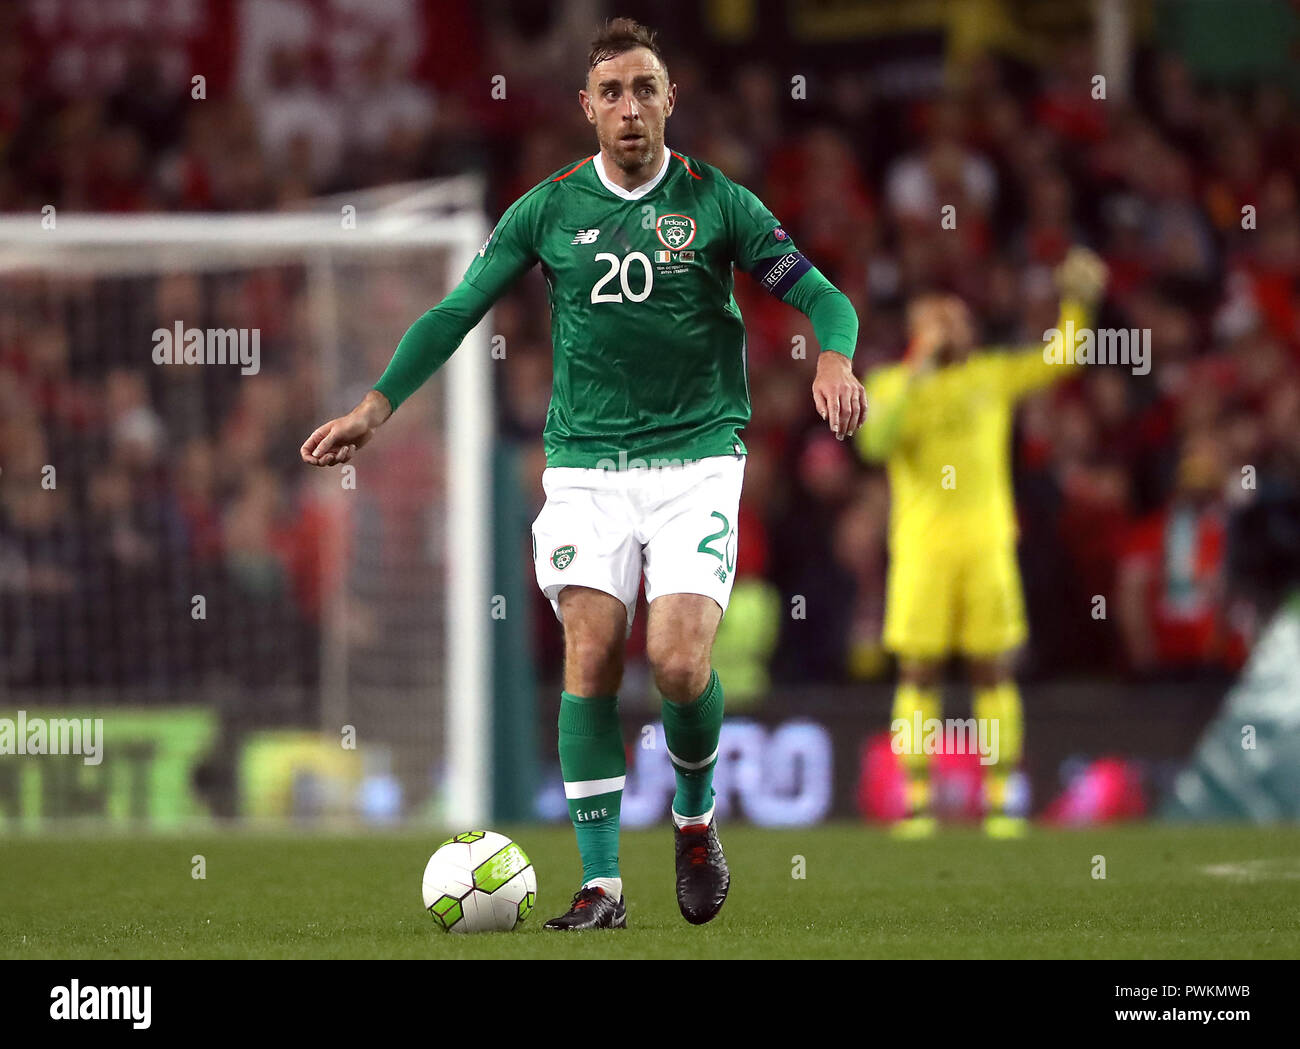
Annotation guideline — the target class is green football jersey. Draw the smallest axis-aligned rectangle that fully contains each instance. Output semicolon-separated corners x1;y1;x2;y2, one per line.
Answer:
461;148;812;468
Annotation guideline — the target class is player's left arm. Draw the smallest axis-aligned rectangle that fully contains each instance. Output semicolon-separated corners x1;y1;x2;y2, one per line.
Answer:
726;180;865;440
785;268;865;440
996;246;1109;400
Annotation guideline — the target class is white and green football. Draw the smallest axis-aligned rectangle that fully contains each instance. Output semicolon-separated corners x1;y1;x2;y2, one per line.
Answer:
422;831;537;933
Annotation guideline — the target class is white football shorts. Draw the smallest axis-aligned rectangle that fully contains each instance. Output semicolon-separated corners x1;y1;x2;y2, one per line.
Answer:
531;453;746;630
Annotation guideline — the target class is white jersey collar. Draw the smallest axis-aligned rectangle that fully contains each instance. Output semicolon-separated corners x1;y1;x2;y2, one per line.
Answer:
594;145;671;200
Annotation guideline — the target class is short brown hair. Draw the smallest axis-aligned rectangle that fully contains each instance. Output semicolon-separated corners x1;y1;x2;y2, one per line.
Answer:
588;17;665;73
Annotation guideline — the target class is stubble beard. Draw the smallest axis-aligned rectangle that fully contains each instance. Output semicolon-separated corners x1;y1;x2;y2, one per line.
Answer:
604;127;661;174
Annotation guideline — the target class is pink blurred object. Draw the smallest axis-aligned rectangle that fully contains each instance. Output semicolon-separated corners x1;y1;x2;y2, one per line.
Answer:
856;731;988;823
1043;757;1147;825
858;733;907;822
932;747;988;821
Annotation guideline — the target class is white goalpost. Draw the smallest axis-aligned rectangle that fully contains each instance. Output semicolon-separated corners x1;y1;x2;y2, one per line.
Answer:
0;180;493;826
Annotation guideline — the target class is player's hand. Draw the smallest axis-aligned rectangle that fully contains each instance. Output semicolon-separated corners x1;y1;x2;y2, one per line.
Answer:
300;391;392;467
812;350;866;441
1055;246;1109;305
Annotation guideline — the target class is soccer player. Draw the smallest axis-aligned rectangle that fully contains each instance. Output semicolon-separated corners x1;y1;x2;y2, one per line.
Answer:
300;19;865;928
858;248;1107;838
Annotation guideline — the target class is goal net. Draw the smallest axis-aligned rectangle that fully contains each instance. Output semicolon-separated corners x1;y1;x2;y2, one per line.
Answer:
0;180;492;828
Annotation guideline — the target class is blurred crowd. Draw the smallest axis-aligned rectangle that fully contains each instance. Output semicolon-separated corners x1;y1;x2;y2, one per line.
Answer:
2;1;1299;698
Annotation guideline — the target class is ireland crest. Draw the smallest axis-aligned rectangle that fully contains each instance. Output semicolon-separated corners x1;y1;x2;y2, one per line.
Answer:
551;544;576;570
655;213;696;250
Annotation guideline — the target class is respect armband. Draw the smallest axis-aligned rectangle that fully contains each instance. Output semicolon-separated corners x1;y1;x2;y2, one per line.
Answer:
749;251;811;299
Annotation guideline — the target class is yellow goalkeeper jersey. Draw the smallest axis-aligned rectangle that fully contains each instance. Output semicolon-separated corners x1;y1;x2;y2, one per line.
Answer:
857;303;1087;553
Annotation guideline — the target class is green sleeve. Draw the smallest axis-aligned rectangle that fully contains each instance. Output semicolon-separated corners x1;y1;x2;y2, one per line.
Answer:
724;177;794;272
782;266;859;358
856;366;912;462
372;279;497;410
373;187;541;410
720;177;859;356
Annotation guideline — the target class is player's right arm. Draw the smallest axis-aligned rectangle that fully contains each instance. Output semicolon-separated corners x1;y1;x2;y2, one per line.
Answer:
988;246;1109;402
301;190;542;466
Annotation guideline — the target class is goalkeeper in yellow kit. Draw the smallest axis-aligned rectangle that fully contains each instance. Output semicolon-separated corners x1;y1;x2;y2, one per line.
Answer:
858;248;1108;837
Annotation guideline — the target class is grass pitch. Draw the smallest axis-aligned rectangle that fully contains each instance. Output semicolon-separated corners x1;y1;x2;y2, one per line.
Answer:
2;824;1298;959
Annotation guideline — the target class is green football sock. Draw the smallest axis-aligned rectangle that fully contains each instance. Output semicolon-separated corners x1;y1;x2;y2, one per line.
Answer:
662;669;724;820
558;692;625;883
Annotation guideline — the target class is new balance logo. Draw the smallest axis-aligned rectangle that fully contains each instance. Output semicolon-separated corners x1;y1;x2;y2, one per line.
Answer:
571;229;601;245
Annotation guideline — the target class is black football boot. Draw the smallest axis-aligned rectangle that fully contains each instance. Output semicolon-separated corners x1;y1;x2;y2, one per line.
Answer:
542;886;627;930
674;820;730;925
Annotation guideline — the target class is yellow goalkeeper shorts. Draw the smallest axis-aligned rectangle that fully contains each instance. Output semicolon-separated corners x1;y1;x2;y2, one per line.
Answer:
883;539;1027;660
